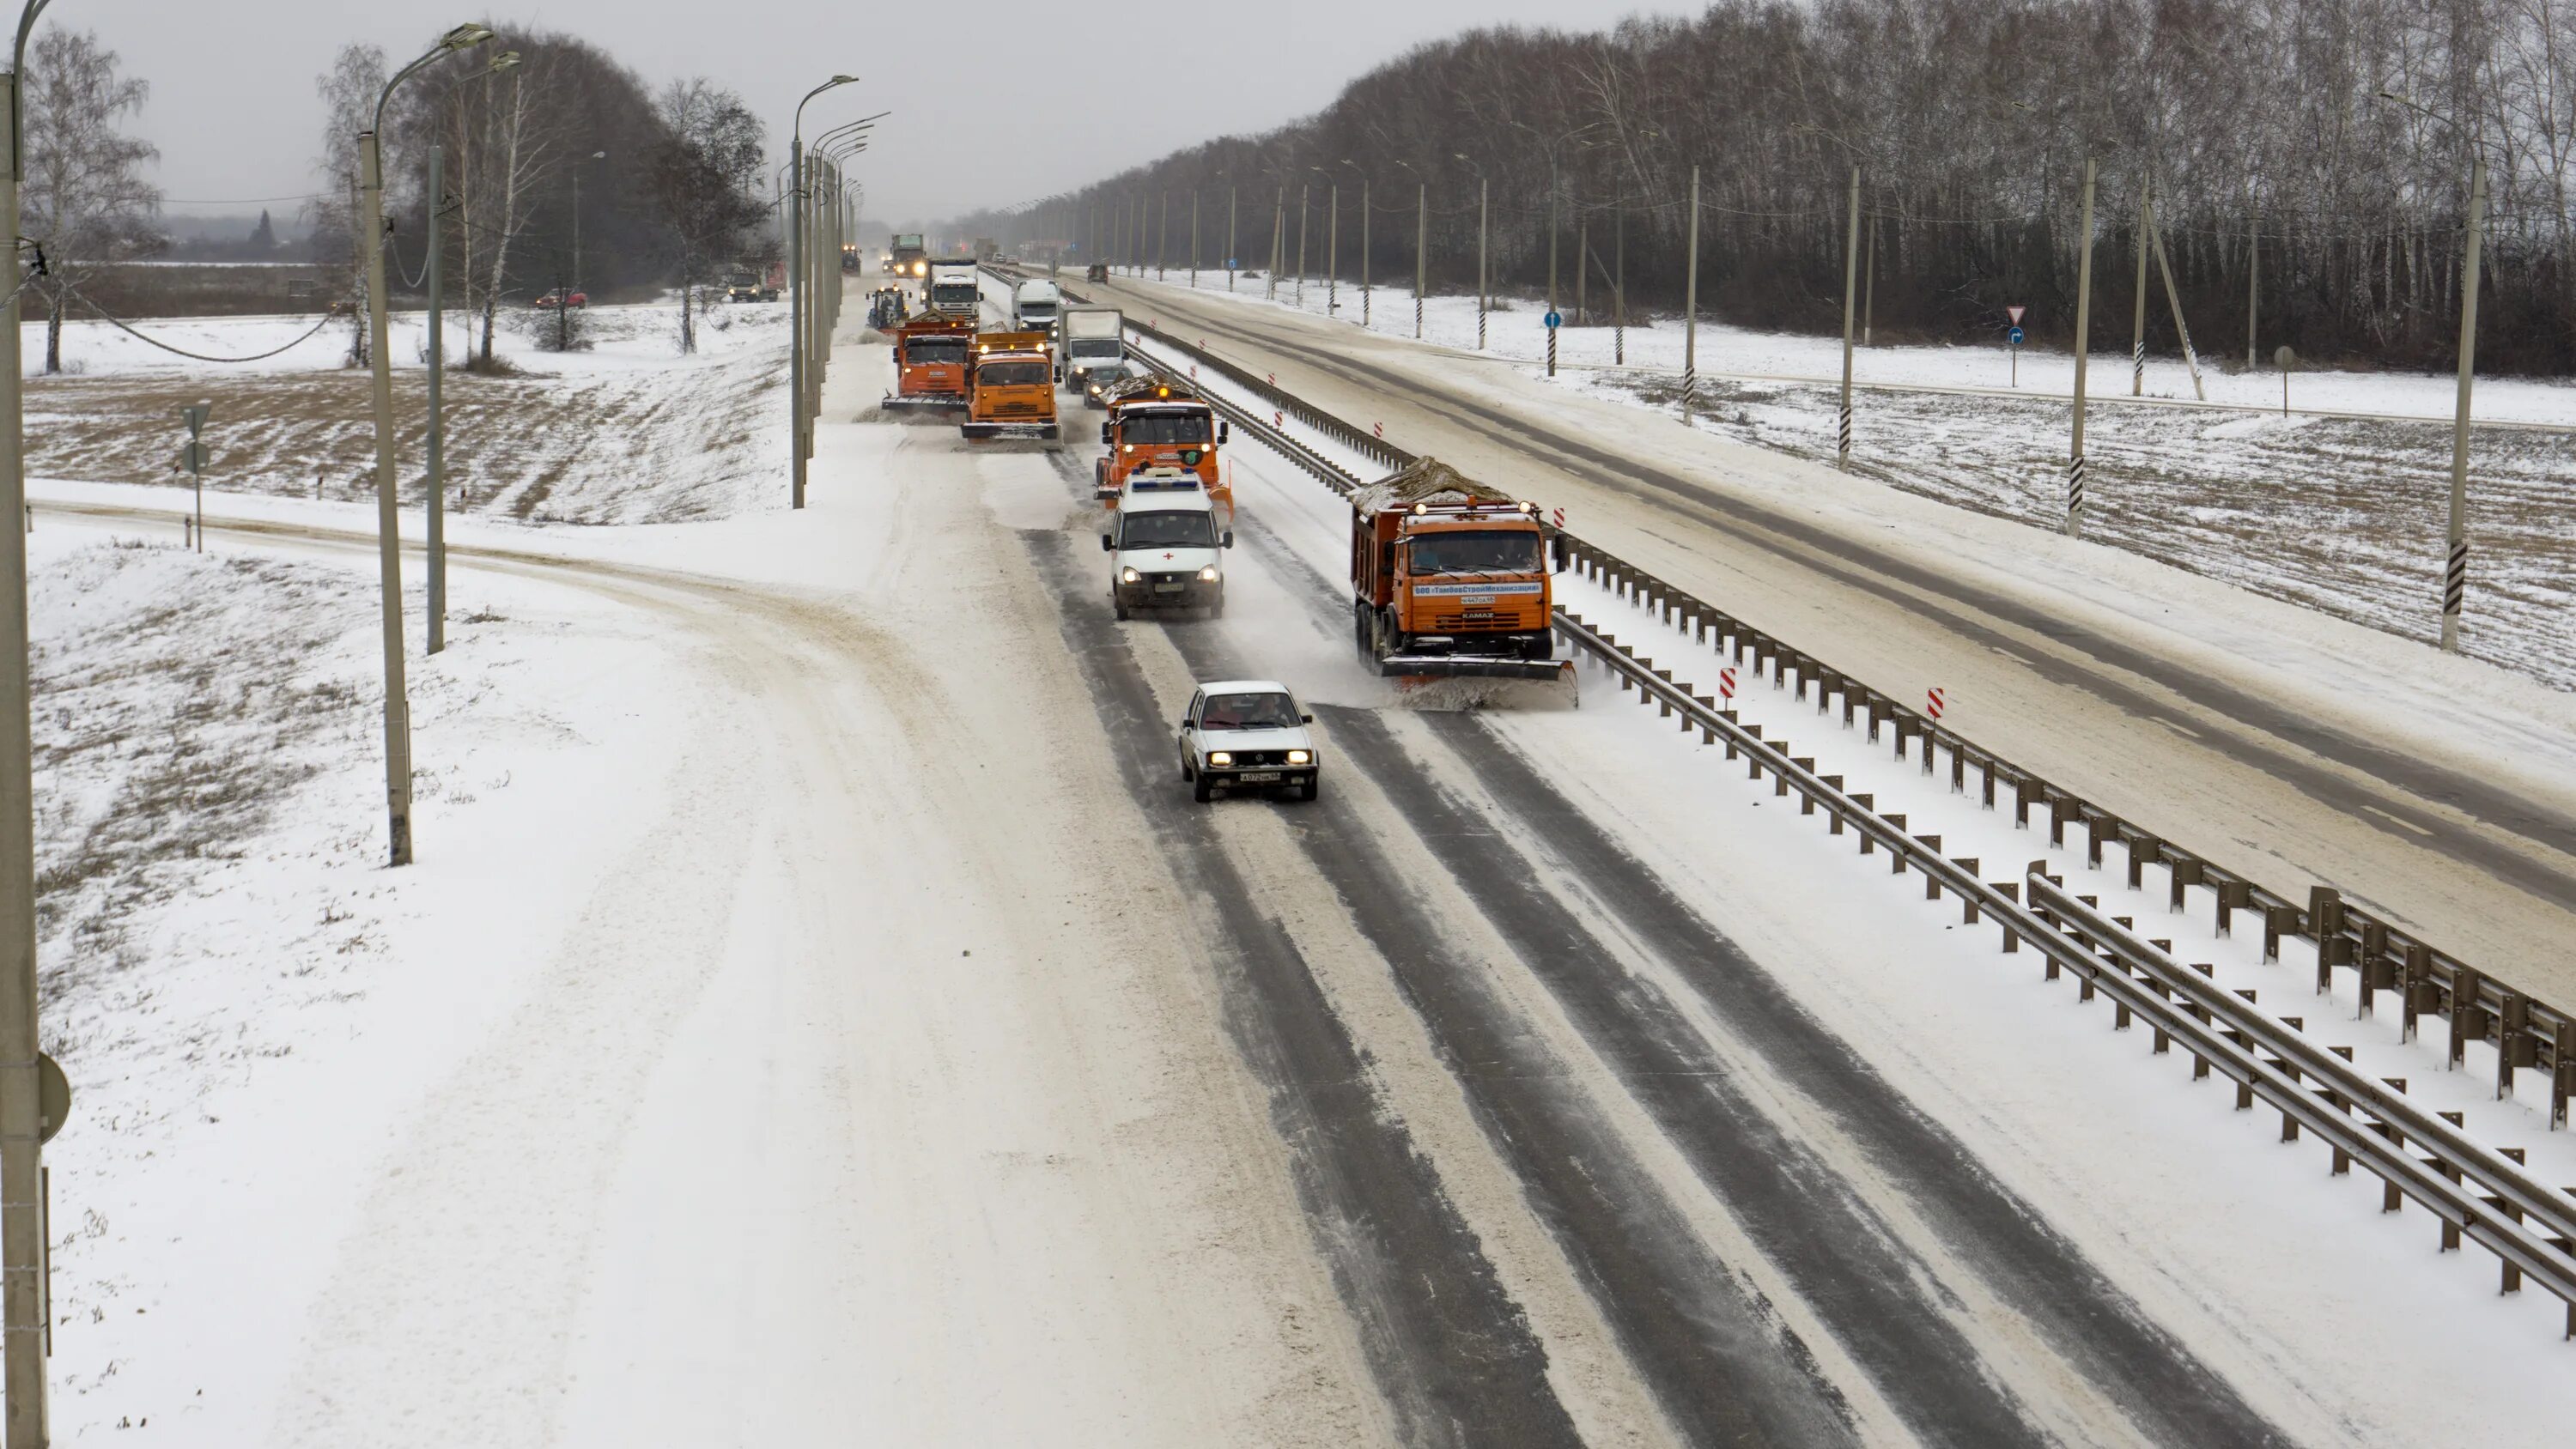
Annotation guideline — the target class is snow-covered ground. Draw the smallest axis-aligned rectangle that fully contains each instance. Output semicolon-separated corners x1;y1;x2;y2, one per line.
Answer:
1116;268;2576;695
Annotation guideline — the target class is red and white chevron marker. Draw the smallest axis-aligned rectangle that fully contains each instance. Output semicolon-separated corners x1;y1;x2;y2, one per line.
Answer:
1272;410;1284;429
1720;666;1737;703
1190;365;1199;379
1927;687;1946;721
1373;422;1384;439
1551;506;1565;530
1267;372;1277;385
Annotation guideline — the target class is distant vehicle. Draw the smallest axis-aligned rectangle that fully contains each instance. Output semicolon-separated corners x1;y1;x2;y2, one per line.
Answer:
532;287;587;308
1012;277;1061;334
890;232;927;277
972;236;999;263
1084;261;1109;282
925;260;980;315
1176;680;1318;803
1058;306;1123;392
1104;470;1230;621
726;272;778;303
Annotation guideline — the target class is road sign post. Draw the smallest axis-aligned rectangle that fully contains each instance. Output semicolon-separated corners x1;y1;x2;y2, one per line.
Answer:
2007;324;2025;387
1544;309;1562;377
179;402;213;553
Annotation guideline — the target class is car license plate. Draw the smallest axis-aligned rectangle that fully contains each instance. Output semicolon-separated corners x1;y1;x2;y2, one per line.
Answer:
1237;771;1281;783
1152;582;1184;593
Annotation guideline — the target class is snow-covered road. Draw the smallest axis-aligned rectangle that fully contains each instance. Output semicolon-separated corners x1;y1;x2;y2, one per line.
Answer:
31;279;2575;1445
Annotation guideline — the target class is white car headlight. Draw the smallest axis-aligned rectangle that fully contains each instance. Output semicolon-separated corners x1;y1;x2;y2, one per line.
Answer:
1120;567;1139;584
1198;566;1218;582
1206;751;1232;767
1287;750;1311;765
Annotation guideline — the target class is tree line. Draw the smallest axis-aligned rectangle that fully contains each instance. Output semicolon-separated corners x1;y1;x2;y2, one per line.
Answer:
975;0;2576;374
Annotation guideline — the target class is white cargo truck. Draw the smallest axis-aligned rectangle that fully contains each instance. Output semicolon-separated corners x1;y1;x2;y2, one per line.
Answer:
1012;278;1062;335
1058;305;1124;391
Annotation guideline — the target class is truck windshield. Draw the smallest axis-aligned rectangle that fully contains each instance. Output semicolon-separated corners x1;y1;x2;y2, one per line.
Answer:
906;339;968;367
1120;410;1212;446
1120;511;1215;549
1201;693;1301;730
978;361;1048;386
1410;530;1540;574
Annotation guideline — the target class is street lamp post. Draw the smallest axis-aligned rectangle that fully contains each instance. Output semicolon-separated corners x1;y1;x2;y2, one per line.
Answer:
1455;154;1487;349
425;50;521;657
790;74;860;511
1391;160;1424;339
0;0;56;1430
1340;160;1368;327
359;22;497;873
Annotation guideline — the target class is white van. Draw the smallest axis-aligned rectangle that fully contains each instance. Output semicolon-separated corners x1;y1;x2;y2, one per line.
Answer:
1103;470;1230;620
1013;278;1062;334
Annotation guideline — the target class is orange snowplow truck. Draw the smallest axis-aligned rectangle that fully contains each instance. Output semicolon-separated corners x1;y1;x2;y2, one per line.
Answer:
963;330;1060;440
1351;457;1571;684
887;313;974;410
1095;375;1230;516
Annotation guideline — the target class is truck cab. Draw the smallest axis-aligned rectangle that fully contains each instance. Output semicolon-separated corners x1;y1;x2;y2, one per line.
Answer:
926;260;981;316
1103;471;1230;620
963;330;1060;440
886;314;975;410
1351;458;1562;681
890;233;927;277
1097;377;1230;518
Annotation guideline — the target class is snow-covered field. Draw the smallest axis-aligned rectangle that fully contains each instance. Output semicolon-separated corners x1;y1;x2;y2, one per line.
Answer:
1121;269;2576;692
22;300;791;524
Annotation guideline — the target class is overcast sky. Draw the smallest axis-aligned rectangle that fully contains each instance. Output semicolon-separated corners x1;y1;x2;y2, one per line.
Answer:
67;0;1686;231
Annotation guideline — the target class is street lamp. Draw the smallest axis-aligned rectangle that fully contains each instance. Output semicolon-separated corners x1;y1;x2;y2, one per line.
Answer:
0;0;58;1426
1791;122;1866;470
1339;159;1368;326
426;46;519;658
1391;160;1425;337
358;21;496;870
790;73;860;511
2376;87;2487;654
1454;152;1488;349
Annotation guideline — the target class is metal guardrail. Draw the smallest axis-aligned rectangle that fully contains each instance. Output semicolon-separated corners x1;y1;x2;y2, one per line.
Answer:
1012;263;2575;1142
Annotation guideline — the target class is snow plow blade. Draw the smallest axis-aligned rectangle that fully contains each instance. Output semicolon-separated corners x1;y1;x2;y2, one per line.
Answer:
1377;655;1573;683
882;393;968;410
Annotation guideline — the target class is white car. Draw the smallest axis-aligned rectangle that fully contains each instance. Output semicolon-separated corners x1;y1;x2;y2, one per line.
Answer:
1177;680;1320;802
1105;473;1229;620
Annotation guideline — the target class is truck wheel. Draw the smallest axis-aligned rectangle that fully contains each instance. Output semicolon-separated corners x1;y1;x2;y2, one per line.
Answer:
1522;633;1554;661
1193;772;1213;803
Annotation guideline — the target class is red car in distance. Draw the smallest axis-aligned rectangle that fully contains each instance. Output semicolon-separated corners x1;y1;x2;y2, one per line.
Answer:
532;288;588;308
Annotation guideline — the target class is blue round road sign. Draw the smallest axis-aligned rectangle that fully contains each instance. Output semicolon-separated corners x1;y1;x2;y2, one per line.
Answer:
2008;326;2026;346
1544;310;1563;329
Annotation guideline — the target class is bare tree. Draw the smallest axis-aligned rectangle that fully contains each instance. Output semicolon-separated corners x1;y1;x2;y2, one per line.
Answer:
312;42;385;366
21;27;161;374
644;78;764;353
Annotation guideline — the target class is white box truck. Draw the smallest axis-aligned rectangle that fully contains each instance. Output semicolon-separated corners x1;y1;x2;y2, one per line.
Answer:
1012;278;1062;335
1058;305;1123;391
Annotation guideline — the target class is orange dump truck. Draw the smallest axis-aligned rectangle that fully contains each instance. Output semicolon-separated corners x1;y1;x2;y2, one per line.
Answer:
886;313;974;410
1094;375;1230;517
963;330;1060;440
1351;457;1571;687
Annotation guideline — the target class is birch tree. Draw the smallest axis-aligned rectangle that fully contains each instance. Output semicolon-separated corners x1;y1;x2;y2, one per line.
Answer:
21;28;161;374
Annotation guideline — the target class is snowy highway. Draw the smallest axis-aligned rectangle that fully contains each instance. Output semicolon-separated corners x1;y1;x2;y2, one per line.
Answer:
23;278;2576;1445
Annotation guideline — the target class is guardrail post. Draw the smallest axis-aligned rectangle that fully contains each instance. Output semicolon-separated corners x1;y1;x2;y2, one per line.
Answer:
2125;833;2158;888
2403;944;2433;1042
2263;905;2299;961
2086;815;2113;868
2359;922;2391;1015
1885;815;1908;873
2499;993;2532;1100
2014;778;2038;828
1997;881;2020;952
1854;795;1875;852
2450;967;2485;1068
2552;1020;2572;1128
1958;859;1979;921
1917;835;1941;896
2167;858;2202;911
2216;878;2251;936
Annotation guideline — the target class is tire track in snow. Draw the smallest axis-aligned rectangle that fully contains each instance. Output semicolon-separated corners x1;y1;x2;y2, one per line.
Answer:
1020;528;1584;1449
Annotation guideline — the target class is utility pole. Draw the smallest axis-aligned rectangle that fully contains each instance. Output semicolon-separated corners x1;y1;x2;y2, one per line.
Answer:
1613;201;1625;365
1476;175;1489;349
1157;190;1168;280
360;125;416;866
1862;215;1877;347
2069;158;2098;538
1267;187;1282;300
0;32;44;1440
1682;164;1699;421
1413;179;1425;338
1327;185;1339;316
1838;166;1859;470
2130;181;2149;396
1226;185;1236;291
1297;185;1309;308
1189;190;1199;288
2246;198;2259;373
1546;187;1558;376
2444;155;2486;653
1575;211;1588;329
426;143;448;653
1358;176;1370;325
790;136;807;507
2145;202;2207;400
